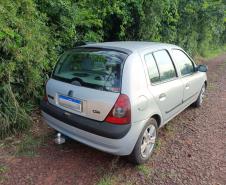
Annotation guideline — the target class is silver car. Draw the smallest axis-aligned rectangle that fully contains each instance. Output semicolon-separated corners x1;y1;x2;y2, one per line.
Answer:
41;42;207;164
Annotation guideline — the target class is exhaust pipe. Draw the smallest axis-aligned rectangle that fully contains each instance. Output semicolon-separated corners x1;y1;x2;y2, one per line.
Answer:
54;133;66;144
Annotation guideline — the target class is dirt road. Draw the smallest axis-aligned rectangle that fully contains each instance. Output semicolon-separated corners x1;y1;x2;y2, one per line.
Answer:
0;54;226;185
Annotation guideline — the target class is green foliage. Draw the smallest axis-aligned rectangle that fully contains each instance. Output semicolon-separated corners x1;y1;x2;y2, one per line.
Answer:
176;0;225;55
0;0;56;138
0;165;8;174
201;44;226;59
0;0;225;138
96;175;113;185
0;85;31;138
136;164;151;176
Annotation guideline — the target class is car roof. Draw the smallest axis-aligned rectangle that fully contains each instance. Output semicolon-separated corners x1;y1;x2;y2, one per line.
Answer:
82;41;180;54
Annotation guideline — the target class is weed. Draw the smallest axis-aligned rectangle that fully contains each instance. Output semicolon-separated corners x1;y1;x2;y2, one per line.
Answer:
0;143;4;148
0;165;8;174
109;175;136;185
109;156;120;172
97;175;114;185
0;85;31;139
208;82;217;91
15;134;45;157
0;164;8;183
96;157;120;185
155;137;164;152
136;164;151;176
163;124;174;135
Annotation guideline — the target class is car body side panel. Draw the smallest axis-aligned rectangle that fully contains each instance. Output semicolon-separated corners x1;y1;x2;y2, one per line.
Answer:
138;47;184;124
180;72;205;104
148;79;184;122
121;52;163;124
168;48;207;105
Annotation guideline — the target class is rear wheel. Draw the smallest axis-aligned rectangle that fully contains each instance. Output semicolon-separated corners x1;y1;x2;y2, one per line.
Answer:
129;118;158;164
194;84;206;107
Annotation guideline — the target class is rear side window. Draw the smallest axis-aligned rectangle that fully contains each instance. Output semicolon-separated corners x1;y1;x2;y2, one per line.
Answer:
171;49;195;76
144;54;160;83
153;50;177;81
52;48;128;92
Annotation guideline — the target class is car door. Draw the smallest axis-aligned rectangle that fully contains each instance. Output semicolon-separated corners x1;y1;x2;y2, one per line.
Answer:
144;50;184;122
170;49;204;105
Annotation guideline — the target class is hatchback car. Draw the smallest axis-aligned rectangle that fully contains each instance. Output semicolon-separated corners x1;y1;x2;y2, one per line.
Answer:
41;41;207;164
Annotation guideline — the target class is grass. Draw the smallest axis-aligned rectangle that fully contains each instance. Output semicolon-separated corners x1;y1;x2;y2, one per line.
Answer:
201;45;226;60
0;84;31;140
96;157;120;185
207;82;217;91
0;164;8;184
15;134;45;157
97;175;115;185
136;164;151;176
163;124;175;135
155;124;175;152
155;138;163;152
0;165;8;174
206;60;226;91
0;129;50;158
97;161;153;185
194;45;226;64
97;174;136;185
0;143;4;148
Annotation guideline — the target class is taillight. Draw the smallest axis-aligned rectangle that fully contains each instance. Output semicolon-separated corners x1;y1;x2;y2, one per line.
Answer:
104;94;131;125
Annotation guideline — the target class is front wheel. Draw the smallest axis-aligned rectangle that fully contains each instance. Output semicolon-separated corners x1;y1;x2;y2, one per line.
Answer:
129;118;158;164
193;84;206;107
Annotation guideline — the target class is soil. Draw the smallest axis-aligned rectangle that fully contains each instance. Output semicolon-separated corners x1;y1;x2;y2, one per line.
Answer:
0;54;226;185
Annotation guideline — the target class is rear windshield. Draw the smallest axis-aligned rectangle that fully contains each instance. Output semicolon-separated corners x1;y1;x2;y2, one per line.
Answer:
52;48;128;93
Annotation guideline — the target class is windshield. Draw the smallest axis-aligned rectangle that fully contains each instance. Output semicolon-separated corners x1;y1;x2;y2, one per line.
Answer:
52;48;128;93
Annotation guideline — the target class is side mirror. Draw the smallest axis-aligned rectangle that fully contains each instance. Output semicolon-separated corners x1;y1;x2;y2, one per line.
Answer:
196;64;208;72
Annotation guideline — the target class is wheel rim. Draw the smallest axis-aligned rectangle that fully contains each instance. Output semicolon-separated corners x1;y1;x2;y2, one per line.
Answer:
200;86;205;104
140;125;157;158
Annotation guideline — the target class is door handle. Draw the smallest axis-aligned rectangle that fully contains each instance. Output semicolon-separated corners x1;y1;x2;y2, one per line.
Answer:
185;83;190;90
159;93;166;101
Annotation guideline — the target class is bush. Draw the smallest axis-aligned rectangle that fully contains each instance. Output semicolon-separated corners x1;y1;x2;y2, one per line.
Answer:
0;0;56;138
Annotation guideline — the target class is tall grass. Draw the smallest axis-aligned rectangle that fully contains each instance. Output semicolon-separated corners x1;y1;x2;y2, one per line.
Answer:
0;85;31;139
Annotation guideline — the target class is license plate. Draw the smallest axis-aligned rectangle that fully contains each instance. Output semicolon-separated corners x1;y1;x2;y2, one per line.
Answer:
58;95;82;112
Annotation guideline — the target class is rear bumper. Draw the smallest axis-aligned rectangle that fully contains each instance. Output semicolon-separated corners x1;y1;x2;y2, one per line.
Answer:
41;111;146;155
40;100;130;139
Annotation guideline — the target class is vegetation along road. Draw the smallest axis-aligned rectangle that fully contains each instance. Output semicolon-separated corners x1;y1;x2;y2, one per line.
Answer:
0;54;225;185
0;1;225;184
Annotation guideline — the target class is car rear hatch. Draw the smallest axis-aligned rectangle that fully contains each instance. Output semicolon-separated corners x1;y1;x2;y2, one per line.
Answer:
46;47;128;121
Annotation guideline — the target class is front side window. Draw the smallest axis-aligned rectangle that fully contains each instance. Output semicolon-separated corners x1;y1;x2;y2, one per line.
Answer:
52;48;128;92
153;50;177;81
171;49;195;76
144;53;160;83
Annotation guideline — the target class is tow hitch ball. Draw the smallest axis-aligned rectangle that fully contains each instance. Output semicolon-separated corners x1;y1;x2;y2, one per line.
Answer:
54;133;65;144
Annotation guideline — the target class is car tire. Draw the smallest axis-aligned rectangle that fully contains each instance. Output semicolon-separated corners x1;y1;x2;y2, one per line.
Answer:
193;84;206;108
128;118;158;164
